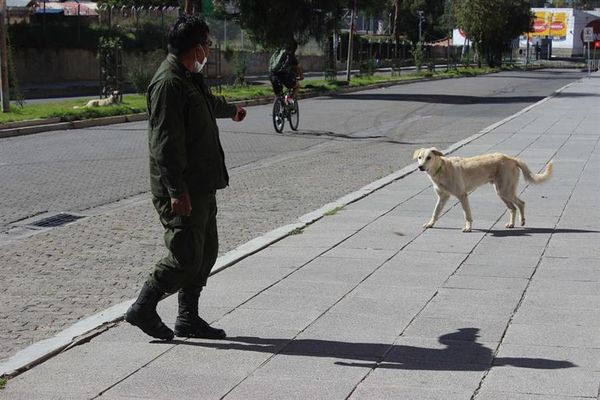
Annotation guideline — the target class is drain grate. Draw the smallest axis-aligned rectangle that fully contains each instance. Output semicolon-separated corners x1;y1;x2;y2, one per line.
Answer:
29;213;85;228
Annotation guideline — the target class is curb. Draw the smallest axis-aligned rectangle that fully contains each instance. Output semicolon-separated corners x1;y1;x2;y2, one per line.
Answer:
0;113;148;139
0;75;577;379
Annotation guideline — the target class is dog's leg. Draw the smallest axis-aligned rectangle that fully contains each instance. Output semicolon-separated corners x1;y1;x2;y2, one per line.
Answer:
512;196;526;226
457;194;473;232
499;196;517;228
424;190;449;229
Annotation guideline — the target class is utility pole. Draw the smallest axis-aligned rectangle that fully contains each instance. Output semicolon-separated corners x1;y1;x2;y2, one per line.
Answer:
0;0;9;112
345;0;356;82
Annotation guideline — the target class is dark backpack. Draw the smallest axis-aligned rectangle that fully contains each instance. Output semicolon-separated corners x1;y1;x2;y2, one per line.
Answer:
269;49;288;73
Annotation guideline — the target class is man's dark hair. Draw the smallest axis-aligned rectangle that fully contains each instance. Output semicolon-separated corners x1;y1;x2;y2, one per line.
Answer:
286;40;298;53
168;15;210;55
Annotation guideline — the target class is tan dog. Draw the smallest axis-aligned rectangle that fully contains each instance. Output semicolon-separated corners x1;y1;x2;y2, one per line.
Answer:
413;147;553;232
73;91;120;109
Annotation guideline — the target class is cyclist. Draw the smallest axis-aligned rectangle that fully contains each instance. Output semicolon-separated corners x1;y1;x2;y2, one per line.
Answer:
269;40;304;102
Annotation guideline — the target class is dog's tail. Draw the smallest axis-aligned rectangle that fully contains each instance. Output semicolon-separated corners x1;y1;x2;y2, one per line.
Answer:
517;159;553;184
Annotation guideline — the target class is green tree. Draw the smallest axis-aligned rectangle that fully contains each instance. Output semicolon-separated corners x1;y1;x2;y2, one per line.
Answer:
391;0;446;44
453;0;532;67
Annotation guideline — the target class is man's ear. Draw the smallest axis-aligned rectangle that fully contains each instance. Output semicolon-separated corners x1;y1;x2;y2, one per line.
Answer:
413;148;423;159
430;148;443;156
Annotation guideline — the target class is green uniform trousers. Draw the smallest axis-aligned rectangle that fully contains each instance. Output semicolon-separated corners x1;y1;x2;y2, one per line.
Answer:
148;192;218;294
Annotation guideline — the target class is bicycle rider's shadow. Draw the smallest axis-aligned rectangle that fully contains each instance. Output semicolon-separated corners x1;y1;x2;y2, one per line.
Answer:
177;328;576;371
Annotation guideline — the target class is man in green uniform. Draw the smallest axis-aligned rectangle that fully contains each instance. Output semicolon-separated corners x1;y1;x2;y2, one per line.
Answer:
125;15;246;341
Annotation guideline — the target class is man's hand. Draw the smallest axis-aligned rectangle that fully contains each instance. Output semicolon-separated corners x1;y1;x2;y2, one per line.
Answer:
232;105;246;121
171;192;192;216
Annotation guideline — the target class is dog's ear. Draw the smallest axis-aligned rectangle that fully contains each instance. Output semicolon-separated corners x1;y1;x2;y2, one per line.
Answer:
413;148;423;159
430;148;443;157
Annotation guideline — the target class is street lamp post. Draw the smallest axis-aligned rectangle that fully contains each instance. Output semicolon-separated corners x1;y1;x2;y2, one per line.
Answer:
345;0;357;82
417;10;424;43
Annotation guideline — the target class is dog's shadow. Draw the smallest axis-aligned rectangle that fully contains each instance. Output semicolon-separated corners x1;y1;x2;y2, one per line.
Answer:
172;328;575;371
482;227;600;237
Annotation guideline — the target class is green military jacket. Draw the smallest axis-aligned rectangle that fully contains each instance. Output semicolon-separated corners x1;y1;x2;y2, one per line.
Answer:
147;54;237;198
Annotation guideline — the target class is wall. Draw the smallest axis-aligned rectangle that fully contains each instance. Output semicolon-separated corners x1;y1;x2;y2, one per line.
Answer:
14;48;100;83
14;48;325;87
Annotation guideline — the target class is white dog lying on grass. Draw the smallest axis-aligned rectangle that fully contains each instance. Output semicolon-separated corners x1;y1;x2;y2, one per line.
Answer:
73;91;121;109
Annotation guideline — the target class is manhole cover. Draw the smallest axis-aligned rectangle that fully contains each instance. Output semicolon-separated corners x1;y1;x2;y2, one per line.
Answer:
29;213;85;228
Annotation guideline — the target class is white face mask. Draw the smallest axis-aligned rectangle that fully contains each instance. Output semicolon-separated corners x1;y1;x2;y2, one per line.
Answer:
193;46;207;73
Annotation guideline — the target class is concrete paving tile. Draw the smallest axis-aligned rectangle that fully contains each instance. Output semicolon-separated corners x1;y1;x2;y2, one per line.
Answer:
209;266;292;292
322;247;397;261
404;231;484;254
384;249;468;270
329;294;425;324
475;391;590;400
502;323;600;348
0;340;172;398
292;312;403;351
187;287;260;308
271;229;354;248
456;262;535;279
331;207;387;221
349;384;474;400
224;375;358;400
239;290;336;313
512;304;600;327
479;365;598;398
419;301;515;322
520;291;600;311
253;244;330;263
535;256;600;281
316;254;390;270
434;287;524;308
495;344;600;371
217;307;321;334
358;363;486;392
347;283;435;305
271;276;356;299
104;370;243;400
224;250;317;270
473;238;546;257
527;279;600;296
364;269;452;289
336;229;414;251
0;390;88;400
251;353;373;381
544;237;600;258
402;317;508;344
443;275;529;291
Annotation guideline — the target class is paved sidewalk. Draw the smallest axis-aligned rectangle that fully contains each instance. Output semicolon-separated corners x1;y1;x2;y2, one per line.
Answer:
1;74;600;399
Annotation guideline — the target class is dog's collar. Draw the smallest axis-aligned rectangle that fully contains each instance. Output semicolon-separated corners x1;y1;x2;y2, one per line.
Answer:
433;163;443;177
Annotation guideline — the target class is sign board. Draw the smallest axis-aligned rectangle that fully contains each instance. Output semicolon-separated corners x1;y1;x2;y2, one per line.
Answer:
583;27;594;42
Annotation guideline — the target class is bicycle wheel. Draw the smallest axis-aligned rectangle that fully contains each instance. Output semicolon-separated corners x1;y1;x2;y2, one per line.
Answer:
287;98;299;131
272;97;285;133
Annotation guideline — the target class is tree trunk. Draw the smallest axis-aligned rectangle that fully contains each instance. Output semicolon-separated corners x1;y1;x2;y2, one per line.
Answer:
185;0;199;15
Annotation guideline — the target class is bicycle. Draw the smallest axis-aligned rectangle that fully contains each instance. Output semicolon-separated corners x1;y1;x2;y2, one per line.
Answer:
272;88;299;133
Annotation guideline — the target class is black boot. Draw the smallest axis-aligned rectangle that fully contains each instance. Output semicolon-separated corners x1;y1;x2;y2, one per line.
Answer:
125;282;174;341
174;287;226;339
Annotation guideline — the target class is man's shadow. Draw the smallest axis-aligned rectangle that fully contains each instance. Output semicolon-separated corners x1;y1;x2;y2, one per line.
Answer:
176;327;575;371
